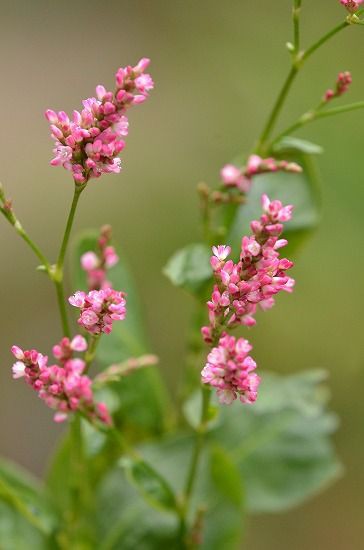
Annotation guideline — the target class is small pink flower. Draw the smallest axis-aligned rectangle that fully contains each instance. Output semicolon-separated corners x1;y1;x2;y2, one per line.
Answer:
80;226;119;291
340;0;364;12
81;251;99;271
12;361;26;379
69;291;86;308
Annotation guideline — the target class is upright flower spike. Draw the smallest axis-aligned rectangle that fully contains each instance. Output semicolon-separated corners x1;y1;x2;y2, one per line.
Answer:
45;59;153;185
11;339;111;425
201;194;294;406
220;154;301;194
202;193;295;343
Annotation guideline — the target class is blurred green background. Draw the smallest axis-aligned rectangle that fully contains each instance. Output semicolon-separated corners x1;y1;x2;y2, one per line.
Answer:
0;0;363;548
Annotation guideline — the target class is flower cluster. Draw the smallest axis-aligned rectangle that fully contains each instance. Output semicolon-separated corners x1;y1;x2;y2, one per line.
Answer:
11;336;111;424
201;194;295;404
69;288;126;335
201;334;260;405
45;58;153;184
324;71;352;102
81;225;119;290
340;0;364;12
220;155;301;194
202;194;294;345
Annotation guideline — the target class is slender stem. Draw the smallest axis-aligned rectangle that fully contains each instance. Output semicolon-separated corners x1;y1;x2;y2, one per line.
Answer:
301;21;349;62
184;387;211;501
84;335;100;373
271;101;364;147
56;185;85;273
255;19;349;154
53;184;85;337
0;206;50;271
255;66;298;154
55;281;70;338
313;100;364;119
293;0;302;55
179;386;211;542
67;414;93;545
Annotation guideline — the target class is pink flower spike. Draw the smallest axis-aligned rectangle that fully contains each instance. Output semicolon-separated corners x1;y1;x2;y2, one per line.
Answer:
46;59;153;184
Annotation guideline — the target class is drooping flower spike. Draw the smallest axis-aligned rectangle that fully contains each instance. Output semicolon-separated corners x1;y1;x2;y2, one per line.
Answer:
220;155;302;194
11;337;111;425
45;58;153;185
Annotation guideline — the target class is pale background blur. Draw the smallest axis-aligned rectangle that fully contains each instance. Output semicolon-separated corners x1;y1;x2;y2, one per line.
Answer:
0;1;363;548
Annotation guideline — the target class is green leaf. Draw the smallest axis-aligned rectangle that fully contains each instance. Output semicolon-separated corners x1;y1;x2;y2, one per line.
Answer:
183;390;220;432
0;457;57;537
96;468;179;550
163;243;212;294
138;436;245;549
228;154;321;257
210;446;243;508
120;457;178;513
214;370;342;513
272;136;323;155
0;502;48;550
71;230;170;436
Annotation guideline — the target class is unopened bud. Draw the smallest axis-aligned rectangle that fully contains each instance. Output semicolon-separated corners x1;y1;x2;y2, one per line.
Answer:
211;191;223;203
197;181;210;198
3;199;13;212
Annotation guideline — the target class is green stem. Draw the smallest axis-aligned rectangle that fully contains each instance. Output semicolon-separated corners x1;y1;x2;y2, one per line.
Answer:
293;0;302;54
255;19;349;154
53;184;85;337
55;281;70;338
312;100;364;119
67;414;94;545
301;20;349;62
84;335;100;373
271;100;364;147
179;386;211;541
0;206;50;271
255;66;298;154
56;185;84;274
